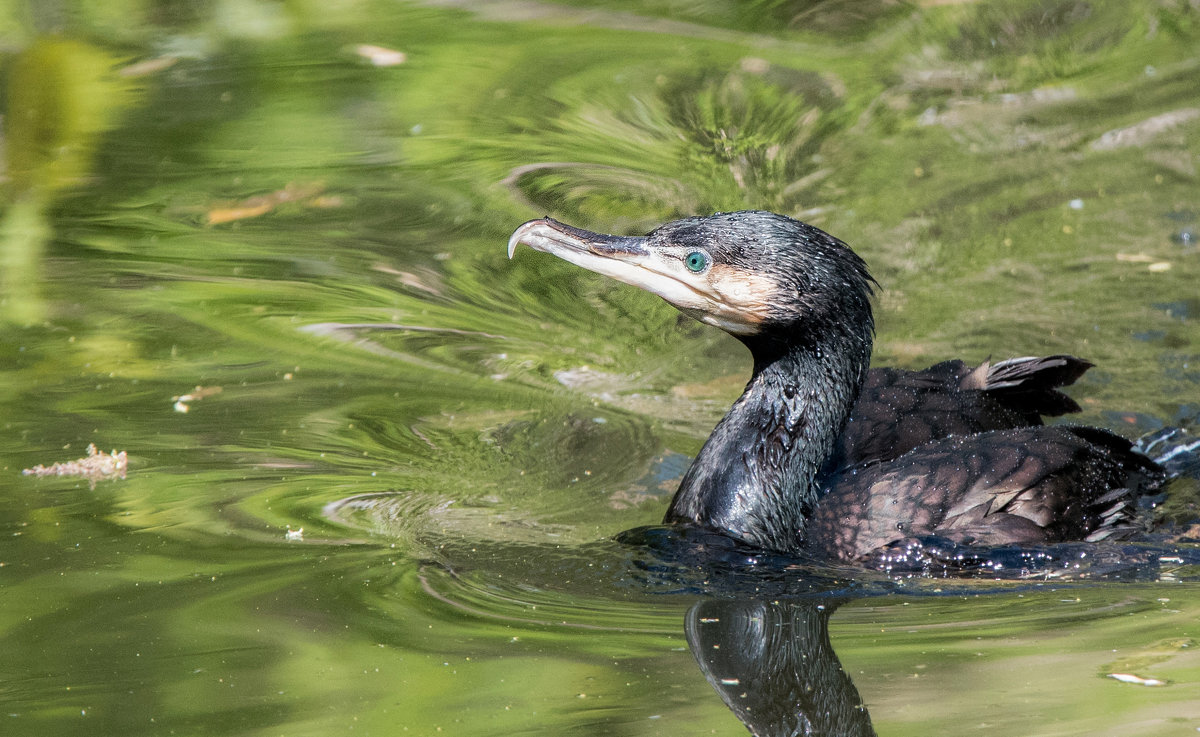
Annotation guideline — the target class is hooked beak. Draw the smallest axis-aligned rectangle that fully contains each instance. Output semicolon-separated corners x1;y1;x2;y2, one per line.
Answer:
507;217;650;280
508;217;772;336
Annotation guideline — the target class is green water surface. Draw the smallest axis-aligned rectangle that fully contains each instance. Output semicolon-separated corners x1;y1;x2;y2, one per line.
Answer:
1;1;1199;735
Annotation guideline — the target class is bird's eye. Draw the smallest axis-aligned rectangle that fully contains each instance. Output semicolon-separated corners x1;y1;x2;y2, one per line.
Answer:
684;251;709;273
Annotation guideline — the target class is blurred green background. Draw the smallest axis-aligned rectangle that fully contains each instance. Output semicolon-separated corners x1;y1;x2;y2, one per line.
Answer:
0;0;1198;734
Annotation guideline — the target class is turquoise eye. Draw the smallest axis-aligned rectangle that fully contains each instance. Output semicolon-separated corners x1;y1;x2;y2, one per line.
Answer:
684;251;709;272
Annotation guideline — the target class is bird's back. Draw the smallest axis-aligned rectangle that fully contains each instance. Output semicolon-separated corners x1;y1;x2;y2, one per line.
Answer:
832;355;1093;471
809;424;1165;563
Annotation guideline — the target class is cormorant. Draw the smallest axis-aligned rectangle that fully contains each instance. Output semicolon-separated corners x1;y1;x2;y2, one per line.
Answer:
508;211;1164;564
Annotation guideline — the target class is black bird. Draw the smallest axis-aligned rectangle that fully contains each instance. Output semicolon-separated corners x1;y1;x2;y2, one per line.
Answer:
508;211;1164;564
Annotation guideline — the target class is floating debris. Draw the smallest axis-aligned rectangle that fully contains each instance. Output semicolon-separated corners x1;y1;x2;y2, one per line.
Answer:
1107;673;1166;687
173;385;223;413
1116;252;1173;272
206;182;329;225
23;444;127;488
119;55;179;78
1116;252;1156;262
352;44;407;67
285;527;304;541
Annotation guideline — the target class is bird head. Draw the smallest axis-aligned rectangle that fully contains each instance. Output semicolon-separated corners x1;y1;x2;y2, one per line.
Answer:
508;210;875;352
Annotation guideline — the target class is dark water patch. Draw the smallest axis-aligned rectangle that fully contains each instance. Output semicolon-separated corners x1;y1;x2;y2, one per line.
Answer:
1154;301;1196;320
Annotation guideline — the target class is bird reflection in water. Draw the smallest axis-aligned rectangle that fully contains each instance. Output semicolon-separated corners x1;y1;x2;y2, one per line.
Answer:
686;598;874;737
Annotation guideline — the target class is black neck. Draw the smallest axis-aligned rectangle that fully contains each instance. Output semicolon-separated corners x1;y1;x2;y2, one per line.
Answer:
664;328;870;554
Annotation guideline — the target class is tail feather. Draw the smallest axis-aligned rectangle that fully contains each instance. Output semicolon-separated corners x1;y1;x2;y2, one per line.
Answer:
981;355;1094;419
984;355;1094;391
